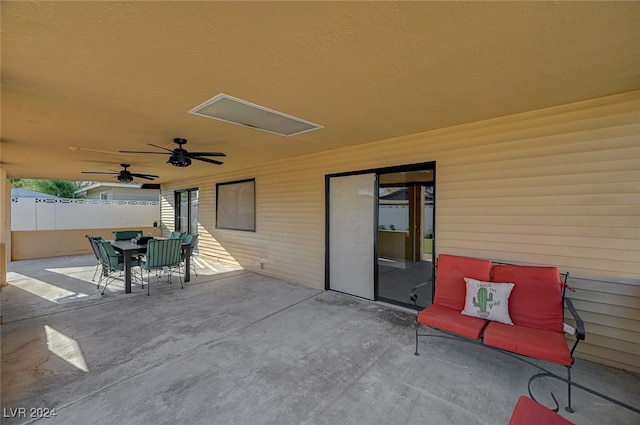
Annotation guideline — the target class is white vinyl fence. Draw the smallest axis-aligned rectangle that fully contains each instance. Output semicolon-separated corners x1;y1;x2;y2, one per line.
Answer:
11;198;160;231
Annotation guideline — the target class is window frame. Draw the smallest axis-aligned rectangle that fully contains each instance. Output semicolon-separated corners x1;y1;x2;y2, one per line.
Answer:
215;178;256;232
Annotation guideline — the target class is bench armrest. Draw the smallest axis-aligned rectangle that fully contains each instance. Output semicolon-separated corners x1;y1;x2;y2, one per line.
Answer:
564;297;585;341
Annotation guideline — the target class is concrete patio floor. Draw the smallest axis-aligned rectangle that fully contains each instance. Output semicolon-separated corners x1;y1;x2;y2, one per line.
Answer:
1;255;639;425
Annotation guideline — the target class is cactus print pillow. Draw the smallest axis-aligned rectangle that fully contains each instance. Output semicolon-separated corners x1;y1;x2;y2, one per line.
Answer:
461;278;515;325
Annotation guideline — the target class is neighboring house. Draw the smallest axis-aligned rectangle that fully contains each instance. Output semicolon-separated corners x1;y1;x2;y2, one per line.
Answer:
75;182;160;201
10;188;61;200
379;187;434;237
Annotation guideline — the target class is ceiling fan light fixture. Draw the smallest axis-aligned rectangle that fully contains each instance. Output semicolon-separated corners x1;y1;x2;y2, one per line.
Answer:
117;174;133;183
169;155;191;167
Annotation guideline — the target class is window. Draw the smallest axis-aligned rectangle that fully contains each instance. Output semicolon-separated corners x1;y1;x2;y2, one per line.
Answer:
216;179;255;231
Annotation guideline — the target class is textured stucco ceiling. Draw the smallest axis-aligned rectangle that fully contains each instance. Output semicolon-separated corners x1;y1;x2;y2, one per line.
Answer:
2;1;639;184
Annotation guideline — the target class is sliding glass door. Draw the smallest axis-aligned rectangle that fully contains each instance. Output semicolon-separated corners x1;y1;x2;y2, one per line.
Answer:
326;163;435;309
175;188;199;234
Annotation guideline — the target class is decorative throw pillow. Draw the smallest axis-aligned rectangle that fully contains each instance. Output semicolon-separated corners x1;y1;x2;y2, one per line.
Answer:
461;278;515;325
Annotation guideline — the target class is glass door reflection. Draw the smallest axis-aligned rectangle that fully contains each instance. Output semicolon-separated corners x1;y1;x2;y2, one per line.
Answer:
377;171;434;309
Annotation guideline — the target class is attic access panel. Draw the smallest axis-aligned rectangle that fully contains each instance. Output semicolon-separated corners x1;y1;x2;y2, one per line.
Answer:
188;93;323;137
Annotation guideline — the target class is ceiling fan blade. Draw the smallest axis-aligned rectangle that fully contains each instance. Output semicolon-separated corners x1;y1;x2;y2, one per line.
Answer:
82;171;118;175
186;152;226;157
147;143;175;152
70;146;138;155
190;156;224;165
131;173;159;179
118;150;168;154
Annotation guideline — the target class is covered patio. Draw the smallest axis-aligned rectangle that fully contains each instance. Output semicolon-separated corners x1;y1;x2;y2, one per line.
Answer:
2;255;638;425
2;0;639;381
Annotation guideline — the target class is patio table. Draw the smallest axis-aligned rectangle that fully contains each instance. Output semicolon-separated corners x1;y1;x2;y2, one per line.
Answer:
111;238;191;293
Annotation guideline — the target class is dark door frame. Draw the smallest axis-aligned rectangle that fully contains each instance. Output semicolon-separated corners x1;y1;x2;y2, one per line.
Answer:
325;161;436;307
174;187;198;234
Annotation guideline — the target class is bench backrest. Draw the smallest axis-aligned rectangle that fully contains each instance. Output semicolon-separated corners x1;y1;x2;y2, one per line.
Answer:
434;254;492;311
492;265;564;332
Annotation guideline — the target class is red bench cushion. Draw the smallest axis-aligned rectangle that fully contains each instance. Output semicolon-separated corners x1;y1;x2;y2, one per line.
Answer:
483;321;572;365
417;304;488;340
433;254;492;311
509;396;574;425
492;264;564;332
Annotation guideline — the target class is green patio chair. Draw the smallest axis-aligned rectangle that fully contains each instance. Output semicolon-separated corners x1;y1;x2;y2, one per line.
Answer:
113;230;143;241
181;233;199;277
96;239;140;294
141;238;183;296
169;231;186;239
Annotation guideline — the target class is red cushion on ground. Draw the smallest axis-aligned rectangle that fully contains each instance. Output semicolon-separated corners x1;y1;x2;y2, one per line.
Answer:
492;265;564;332
417;304;488;340
509;396;574;425
484;322;572;366
433;254;492;311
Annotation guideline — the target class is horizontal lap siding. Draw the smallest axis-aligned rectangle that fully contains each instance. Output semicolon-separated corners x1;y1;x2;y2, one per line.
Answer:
161;169;327;287
422;93;639;372
161;91;640;372
159;194;176;238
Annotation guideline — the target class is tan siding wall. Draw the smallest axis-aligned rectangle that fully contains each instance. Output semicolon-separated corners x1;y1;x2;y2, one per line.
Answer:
159;193;176;238
161;91;640;372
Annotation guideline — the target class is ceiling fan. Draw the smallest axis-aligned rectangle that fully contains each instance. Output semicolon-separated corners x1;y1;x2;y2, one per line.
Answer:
82;164;159;182
119;137;226;167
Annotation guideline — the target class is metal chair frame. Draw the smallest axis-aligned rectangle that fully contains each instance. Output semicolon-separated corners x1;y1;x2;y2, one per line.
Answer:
182;233;199;277
95;239;141;294
85;235;103;282
411;263;587;414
